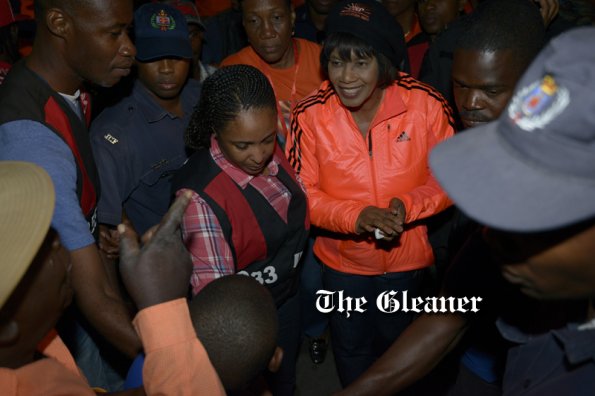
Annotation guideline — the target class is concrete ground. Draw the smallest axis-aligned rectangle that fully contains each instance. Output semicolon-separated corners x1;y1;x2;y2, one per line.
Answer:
296;337;342;395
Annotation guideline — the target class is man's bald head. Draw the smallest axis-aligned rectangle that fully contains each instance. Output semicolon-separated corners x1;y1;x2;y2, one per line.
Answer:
34;0;95;21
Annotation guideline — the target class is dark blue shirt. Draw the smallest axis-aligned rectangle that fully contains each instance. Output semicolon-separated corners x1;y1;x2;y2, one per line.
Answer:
499;318;595;395
90;79;200;234
443;231;591;391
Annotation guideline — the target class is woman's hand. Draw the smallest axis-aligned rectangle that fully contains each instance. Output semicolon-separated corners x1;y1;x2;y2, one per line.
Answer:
355;204;404;241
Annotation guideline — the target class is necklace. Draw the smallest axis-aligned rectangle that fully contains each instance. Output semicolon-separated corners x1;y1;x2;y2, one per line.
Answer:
257;39;300;140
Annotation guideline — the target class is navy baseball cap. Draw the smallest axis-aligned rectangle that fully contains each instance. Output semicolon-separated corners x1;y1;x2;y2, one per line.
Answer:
430;27;595;232
134;3;192;62
325;0;405;68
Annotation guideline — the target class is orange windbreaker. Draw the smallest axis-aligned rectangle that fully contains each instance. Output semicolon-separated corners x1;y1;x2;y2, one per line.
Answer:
286;75;455;275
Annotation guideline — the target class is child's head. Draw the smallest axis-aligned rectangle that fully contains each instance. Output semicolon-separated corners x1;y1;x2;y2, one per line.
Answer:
189;275;280;391
185;64;278;176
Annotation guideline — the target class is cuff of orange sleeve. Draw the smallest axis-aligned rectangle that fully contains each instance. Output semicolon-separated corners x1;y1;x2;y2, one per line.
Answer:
133;298;195;353
393;194;413;223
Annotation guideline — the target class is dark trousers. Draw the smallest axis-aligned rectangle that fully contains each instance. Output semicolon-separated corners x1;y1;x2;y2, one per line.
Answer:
267;290;302;396
446;363;502;396
322;265;424;387
300;237;328;339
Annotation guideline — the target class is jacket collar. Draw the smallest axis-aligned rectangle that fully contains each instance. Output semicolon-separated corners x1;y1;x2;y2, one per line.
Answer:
327;79;407;129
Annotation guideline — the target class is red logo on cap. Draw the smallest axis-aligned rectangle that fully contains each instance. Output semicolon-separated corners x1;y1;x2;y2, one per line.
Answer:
340;3;372;22
150;10;177;31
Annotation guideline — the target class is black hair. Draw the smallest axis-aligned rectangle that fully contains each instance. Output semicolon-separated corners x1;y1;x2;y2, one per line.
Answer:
456;0;545;72
321;31;397;89
189;275;278;391
238;0;292;11
185;64;277;150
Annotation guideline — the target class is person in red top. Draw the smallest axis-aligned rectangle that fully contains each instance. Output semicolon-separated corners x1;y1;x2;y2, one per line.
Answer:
221;0;323;148
286;0;454;387
0;161;224;395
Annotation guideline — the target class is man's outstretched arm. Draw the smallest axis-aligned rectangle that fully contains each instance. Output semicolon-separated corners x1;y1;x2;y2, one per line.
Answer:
335;312;469;396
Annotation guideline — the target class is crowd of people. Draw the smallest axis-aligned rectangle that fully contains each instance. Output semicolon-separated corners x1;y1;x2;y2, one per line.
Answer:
1;0;595;395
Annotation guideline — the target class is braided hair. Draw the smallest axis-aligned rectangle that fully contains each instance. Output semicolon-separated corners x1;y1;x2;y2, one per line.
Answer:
185;64;277;150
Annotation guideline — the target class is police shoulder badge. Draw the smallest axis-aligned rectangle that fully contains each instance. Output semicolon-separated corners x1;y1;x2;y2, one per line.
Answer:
508;75;569;132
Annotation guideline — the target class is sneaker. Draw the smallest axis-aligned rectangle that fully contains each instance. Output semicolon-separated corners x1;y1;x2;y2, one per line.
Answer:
309;338;327;365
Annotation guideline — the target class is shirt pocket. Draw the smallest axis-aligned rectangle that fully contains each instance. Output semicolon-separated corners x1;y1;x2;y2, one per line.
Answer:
139;154;187;187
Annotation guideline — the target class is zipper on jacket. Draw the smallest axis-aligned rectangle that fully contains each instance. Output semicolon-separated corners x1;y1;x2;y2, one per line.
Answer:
368;130;373;157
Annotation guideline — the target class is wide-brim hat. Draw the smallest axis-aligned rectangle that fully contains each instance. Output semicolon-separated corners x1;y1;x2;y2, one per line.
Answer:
0;161;55;308
430;27;595;232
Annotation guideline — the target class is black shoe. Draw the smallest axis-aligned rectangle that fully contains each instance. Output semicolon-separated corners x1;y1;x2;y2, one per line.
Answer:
309;338;327;364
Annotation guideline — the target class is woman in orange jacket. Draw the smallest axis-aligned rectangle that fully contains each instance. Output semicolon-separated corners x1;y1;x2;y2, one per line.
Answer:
286;0;455;386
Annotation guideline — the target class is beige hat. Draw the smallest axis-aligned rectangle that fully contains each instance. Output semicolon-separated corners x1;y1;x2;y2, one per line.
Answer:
0;161;55;308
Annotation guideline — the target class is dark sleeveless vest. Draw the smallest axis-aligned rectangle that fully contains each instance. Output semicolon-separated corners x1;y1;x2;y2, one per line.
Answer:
0;61;100;236
173;146;310;306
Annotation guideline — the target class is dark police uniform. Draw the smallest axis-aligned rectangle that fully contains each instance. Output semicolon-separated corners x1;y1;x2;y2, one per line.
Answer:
90;79;200;234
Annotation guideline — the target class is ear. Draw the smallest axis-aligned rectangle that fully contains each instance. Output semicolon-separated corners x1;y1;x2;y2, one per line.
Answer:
0;319;20;346
290;6;296;30
45;8;71;39
267;346;283;373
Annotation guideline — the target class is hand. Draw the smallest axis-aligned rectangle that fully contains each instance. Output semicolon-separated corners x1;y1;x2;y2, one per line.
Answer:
98;224;120;260
535;0;559;27
118;191;193;310
389;198;406;227
355;205;404;241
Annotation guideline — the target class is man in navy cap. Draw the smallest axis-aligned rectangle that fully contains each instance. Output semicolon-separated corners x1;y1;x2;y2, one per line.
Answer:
91;2;199;259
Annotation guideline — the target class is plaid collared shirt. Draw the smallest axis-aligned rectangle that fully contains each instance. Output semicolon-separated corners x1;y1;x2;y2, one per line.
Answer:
180;137;296;295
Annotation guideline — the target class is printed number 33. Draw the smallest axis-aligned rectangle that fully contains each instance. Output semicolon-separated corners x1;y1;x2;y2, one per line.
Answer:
238;266;278;285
